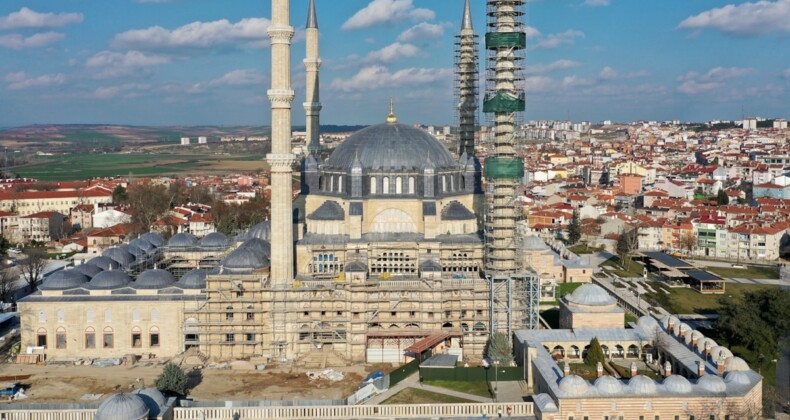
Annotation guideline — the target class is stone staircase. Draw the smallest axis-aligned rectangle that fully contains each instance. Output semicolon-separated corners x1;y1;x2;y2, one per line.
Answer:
296;345;349;369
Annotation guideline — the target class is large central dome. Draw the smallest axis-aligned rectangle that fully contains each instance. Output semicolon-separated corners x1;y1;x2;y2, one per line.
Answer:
325;123;456;171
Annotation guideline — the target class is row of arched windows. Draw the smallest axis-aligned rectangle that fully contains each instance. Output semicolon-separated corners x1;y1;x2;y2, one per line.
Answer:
319;173;467;195
39;309;159;323
36;326;160;350
370;176;415;195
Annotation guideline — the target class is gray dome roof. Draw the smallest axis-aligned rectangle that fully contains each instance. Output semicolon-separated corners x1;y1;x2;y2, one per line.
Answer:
129;239;156;255
40;269;89;291
627;375;657;395
662;375;693;394
168;232;198;248
696;374;727;393
134;388;165;416
710;346;733;361
521;235;549;251
308;201;345;221
441;201;475;220
696;337;717;353
637;315;659;332
661;314;680;329
87;269;132;290
140;232;166;247
221;247;269;272
200;232;229;248
325;123;456;172
134;269;176;289
724;371;752;386
558;375;589;396
246;221;271;241
74;263;104;278
95;393;149;420
566;284;615;306
103;248;136;266
87;256;122;271
239;238;271;258
594;375;623;395
178;269;209;289
724;356;750;372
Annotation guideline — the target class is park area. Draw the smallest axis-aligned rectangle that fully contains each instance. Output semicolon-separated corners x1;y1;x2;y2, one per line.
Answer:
643;281;777;315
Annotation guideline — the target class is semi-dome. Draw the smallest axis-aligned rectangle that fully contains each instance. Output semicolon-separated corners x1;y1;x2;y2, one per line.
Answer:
627;375;657;395
724;356;750;372
74;263;104;279
662;375;693;394
167;232;198;248
103;248;136;267
129;239;156;255
95;393;149;420
724;371;752;386
246;221;271;241
40;269;89;291
134;388;166;416
709;346;733;361
239;238;271;258
558;375;589;396
134;269;176;289
200;232;229;248
636;315;659;332
178;269;209;289
140;232;166;247
594;375;623;395
221;247;269;272
88;269;132;290
325;123;456;172
696;374;727;393
87;256;122;271
566;284;615;306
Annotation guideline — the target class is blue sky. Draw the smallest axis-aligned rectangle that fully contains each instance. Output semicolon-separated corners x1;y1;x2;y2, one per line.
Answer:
0;0;788;126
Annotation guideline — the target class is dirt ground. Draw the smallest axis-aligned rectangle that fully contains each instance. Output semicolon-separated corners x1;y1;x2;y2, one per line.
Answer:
0;363;370;403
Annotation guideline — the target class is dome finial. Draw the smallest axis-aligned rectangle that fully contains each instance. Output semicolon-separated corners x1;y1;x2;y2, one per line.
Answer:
386;97;398;124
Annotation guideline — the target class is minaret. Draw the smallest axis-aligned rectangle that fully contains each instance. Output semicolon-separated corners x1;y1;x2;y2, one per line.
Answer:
267;0;295;286
456;0;479;157
304;0;322;155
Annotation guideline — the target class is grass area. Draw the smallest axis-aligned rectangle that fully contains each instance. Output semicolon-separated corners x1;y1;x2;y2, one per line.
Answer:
644;281;779;315
610;363;661;380
624;313;638;326
568;362;598;381
568;243;602;255
706;265;780;279
540;282;584;304
601;256;645;278
423;380;492;398
381;388;475;404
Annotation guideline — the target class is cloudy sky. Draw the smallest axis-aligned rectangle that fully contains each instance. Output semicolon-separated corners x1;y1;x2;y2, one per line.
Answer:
0;0;788;127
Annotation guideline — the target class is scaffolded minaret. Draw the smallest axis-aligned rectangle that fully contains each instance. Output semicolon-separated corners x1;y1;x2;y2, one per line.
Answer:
456;0;479;157
304;0;322;155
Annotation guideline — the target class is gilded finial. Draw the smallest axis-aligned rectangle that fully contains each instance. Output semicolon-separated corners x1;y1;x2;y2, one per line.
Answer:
386;97;398;124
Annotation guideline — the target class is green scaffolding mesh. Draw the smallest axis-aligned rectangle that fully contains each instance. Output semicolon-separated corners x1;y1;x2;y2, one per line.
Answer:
483;92;526;113
485;158;524;179
485;32;527;49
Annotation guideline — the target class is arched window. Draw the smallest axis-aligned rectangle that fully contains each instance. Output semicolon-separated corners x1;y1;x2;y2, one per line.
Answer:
370;177;377;194
56;309;65;323
85;327;96;349
103;327;114;349
371;209;416;233
383;177;390;194
132;309;141;322
149;326;160;348
226;306;234;321
131;326;142;348
246;306;255;321
150;309;159;322
36;328;47;347
408;177;415;194
104;309;112;322
450;175;454;191
338;176;343;193
86;310;95;323
460;176;466;190
318;176;325;191
54;328;66;349
395;177;402;194
442;176;447;192
38;311;46;323
329;176;334;192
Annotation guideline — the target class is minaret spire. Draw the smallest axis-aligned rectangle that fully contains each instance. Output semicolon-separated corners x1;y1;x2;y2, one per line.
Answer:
456;0;479;157
462;0;474;30
304;0;322;155
386;97;398;124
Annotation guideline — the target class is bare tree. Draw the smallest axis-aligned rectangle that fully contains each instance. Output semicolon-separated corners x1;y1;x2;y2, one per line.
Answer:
18;247;46;292
125;181;175;233
616;227;639;271
680;230;697;256
0;267;18;302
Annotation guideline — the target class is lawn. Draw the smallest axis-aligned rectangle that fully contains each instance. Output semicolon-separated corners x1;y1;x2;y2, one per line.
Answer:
381;388;475;404
601;256;645;278
643;282;778;315
568;243;601;255
568;362;598;381
706;265;780;279
540;282;584;304
423;380;492;398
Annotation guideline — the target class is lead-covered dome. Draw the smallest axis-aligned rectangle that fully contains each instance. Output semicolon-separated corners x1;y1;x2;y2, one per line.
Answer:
246;221;271;241
662;375;693;394
87;256;122;271
40;269;89;291
627;375;657;395
178;269;209;289
129;238;156;255
134;269;176;289
200;232;229;248
566;284;615;306
558;375;589;396
221;247;269;273
74;263;103;279
724;371;752;386
637;315;659;332
103;248;136;267
95;393;149;420
594;375;623;395
134;388;166;416
140;232;166;247
724;356;750;372
88;269;132;290
696;374;727;393
168;232;198;248
325;124;456;171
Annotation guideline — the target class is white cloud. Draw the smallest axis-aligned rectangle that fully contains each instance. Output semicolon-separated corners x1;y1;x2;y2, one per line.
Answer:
112;18;276;51
678;0;790;36
677;66;755;94
782;68;790;79
189;69;268;93
582;0;611;6
329;65;451;92
86;50;172;78
4;71;65;90
0;32;64;49
88;83;151;100
524;26;541;39
598;66;650;80
677;80;721;95
532;30;585;49
0;7;83;30
363;42;420;63
523;60;580;76
598;66;618;80
397;22;446;42
342;0;435;30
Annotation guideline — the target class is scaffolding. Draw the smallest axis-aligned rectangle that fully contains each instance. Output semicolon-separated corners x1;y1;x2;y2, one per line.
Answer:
455;0;479;157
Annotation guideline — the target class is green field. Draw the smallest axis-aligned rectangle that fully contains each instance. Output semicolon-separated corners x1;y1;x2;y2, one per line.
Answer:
644;281;777;315
423;380;492;398
381;388;475;404
705;265;780;279
13;153;267;181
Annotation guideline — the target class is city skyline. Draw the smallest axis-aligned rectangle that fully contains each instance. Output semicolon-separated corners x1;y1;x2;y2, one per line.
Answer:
0;0;788;127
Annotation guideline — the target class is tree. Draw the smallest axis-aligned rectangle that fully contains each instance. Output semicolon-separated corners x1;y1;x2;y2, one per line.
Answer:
567;210;581;245
112;185;127;204
584;337;606;366
680;231;697;255
0;236;10;256
126;181;174;232
155;362;189;396
18;247;46;292
188;186;214;205
485;332;515;365
716;189;729;206
0;268;18;302
717;289;790;360
616;227;639;271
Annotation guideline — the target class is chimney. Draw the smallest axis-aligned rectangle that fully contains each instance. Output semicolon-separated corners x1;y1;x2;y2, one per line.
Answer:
630;362;637;377
668;318;676;331
563;362;570;377
596;362;604;378
705;342;712;358
697;360;705;377
692;335;699;347
664;361;672;377
716;359;725;376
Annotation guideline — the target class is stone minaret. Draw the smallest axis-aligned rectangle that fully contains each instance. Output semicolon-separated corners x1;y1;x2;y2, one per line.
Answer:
267;0;295;287
456;0;478;157
304;0;322;155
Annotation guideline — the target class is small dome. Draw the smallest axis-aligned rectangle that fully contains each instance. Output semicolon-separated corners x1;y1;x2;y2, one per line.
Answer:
710;346;733;362
95;393;149;420
200;232;229;248
307;201;345;221
134;269;176;289
636;316;659;332
440;201;475;220
673;322;690;336
532;393;558;412
566;284;615;306
129;239;156;255
521;235;550;251
74;263;104;279
178;269;209;289
696;337;717;353
140;232;166;247
558;375;589;396
134;388;166;416
239;238;271;258
247;221;271;241
221;247;269;272
103;248;137;267
627;375;657;395
696;374;727;393
662;375;693;394
661;315;680;329
167;232;198;248
724;356;750;372
87;256;122;271
88;269;132;290
594;375;623;395
724;371;752;386
40;269;89;291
